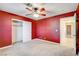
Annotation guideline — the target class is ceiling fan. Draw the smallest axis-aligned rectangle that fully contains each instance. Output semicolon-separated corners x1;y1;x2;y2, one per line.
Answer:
24;3;46;17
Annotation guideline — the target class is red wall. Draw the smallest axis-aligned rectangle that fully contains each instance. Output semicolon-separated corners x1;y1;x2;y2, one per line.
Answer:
32;21;37;39
36;12;75;43
0;10;36;47
0;10;76;47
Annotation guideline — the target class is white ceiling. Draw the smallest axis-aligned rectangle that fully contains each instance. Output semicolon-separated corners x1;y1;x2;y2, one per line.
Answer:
0;3;78;20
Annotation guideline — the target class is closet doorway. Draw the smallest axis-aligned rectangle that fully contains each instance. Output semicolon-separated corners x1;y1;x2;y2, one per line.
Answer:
12;19;32;44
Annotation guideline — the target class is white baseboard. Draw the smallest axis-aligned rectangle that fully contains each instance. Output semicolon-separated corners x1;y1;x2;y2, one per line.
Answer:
0;45;12;49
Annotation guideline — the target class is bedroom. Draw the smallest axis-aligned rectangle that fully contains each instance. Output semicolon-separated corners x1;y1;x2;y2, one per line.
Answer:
0;3;79;56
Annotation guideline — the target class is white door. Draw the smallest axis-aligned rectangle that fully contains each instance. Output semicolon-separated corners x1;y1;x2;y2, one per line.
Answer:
12;20;23;43
60;14;76;49
16;22;23;42
22;21;32;42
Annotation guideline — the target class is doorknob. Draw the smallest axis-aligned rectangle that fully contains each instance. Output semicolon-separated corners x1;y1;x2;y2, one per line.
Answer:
73;35;76;36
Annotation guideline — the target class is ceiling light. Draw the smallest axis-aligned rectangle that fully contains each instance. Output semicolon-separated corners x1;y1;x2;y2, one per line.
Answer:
33;13;39;18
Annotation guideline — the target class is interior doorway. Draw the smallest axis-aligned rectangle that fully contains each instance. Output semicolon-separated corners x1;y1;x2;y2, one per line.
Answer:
12;19;32;44
60;14;76;49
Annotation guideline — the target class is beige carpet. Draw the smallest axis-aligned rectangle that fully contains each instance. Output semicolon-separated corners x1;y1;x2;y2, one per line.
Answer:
0;39;76;56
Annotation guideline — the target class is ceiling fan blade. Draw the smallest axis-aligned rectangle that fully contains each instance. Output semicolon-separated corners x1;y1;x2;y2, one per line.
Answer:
39;13;46;16
40;8;45;12
26;8;32;11
38;8;46;16
39;11;46;16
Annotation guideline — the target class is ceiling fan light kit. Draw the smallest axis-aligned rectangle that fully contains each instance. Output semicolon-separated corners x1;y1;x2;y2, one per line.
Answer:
33;13;39;18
